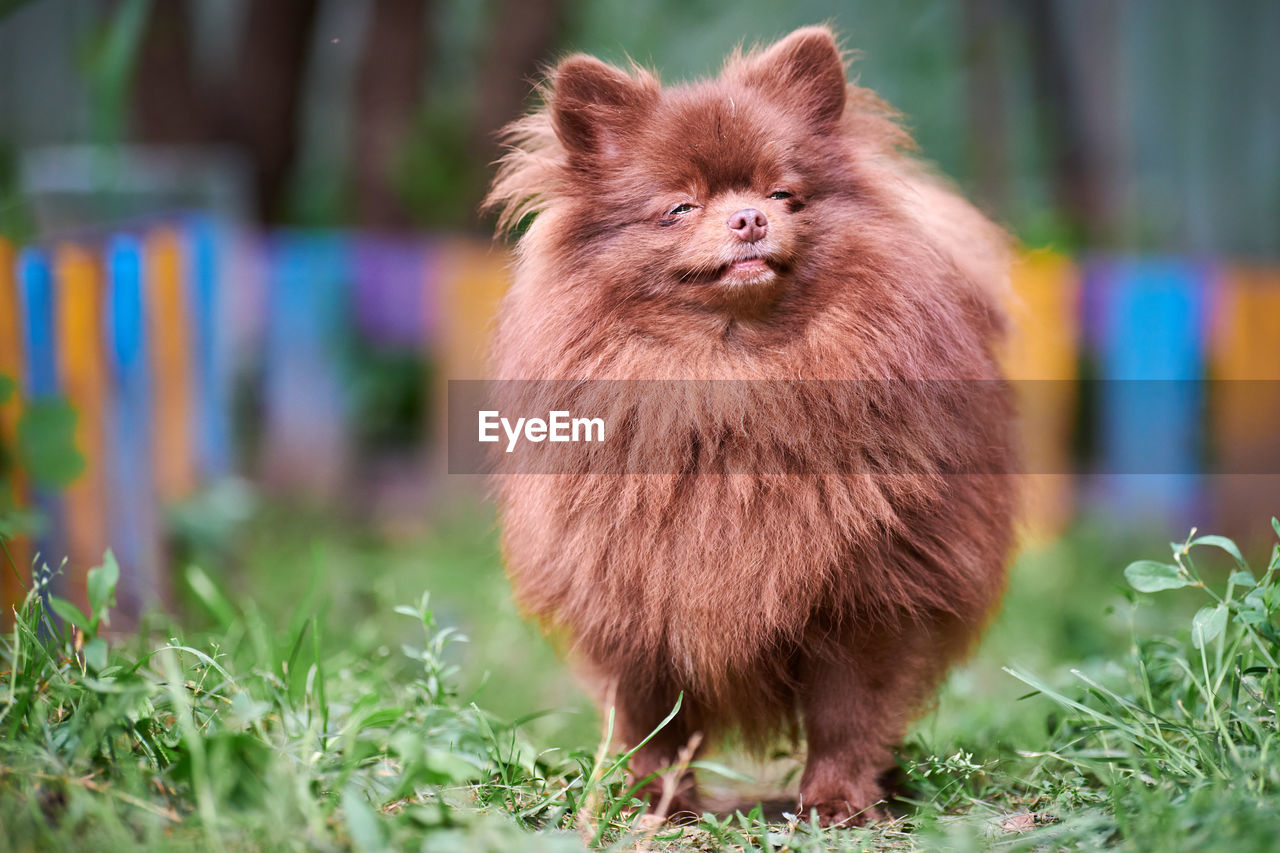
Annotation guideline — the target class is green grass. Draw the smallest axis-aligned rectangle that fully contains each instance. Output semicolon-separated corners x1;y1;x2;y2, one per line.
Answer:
2;505;1279;852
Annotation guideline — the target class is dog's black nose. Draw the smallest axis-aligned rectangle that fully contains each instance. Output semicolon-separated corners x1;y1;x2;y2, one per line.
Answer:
727;208;768;243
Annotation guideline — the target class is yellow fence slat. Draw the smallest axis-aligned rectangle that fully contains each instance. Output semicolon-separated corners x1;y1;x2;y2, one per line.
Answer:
55;243;108;608
146;227;196;503
1005;250;1080;381
1006;250;1081;542
434;238;511;383
430;239;509;485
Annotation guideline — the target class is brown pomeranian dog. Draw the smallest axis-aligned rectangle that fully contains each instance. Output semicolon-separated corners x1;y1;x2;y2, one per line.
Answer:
485;26;1017;825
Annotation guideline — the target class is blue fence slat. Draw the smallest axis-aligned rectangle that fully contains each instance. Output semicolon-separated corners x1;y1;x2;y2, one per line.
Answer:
17;249;56;399
105;235;162;614
186;216;232;479
262;231;350;492
16;248;63;579
1091;257;1208;523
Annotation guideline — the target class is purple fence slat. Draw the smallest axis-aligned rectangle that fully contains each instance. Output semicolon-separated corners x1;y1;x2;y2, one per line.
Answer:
352;237;430;348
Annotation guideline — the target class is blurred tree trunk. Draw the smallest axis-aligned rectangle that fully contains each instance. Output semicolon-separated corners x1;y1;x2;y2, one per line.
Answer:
962;0;1010;220
471;0;561;191
1021;0;1125;247
219;0;320;223
133;0;206;143
134;0;320;223
352;0;430;230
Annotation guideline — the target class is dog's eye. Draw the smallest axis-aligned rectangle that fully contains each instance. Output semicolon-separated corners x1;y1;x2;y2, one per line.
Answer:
768;190;793;200
667;203;696;216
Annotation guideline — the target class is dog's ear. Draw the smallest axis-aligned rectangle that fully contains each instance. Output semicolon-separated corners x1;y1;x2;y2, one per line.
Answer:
551;56;657;162
734;27;847;128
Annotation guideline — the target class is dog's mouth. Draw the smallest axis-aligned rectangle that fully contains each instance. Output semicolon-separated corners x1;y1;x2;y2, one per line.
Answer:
727;257;770;274
684;253;783;286
717;254;783;287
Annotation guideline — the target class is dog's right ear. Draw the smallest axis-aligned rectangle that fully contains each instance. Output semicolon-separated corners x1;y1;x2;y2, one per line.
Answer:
733;27;847;130
552;56;656;162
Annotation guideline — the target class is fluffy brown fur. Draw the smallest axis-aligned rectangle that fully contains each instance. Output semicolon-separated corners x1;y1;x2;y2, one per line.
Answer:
485;26;1017;825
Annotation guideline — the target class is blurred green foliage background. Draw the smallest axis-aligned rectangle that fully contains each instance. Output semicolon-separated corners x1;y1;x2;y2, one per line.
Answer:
1;0;1277;256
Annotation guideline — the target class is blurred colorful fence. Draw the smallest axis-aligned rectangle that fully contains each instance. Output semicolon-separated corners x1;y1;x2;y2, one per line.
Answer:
1;225;1278;618
1005;252;1280;545
0;219;508;617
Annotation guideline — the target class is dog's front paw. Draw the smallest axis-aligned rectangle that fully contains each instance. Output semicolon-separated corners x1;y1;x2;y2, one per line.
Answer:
798;782;887;827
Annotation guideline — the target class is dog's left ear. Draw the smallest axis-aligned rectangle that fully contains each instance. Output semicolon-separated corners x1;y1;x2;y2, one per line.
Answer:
551;56;657;165
733;27;846;128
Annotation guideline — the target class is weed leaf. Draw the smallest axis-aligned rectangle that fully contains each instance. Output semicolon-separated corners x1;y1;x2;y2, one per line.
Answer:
1191;604;1228;649
185;565;238;627
16;398;85;487
689;759;756;783
83;637;108;671
1124;560;1189;592
48;596;91;634
87;550;120;623
341;785;387;852
230;691;271;726
1189;534;1247;567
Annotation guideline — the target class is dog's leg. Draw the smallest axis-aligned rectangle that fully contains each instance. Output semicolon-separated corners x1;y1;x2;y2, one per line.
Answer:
608;678;704;821
797;624;940;827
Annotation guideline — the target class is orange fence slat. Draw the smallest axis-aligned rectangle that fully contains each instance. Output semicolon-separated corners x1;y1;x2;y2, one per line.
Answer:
0;238;30;612
54;243;109;607
146;227;196;503
1209;266;1280;540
